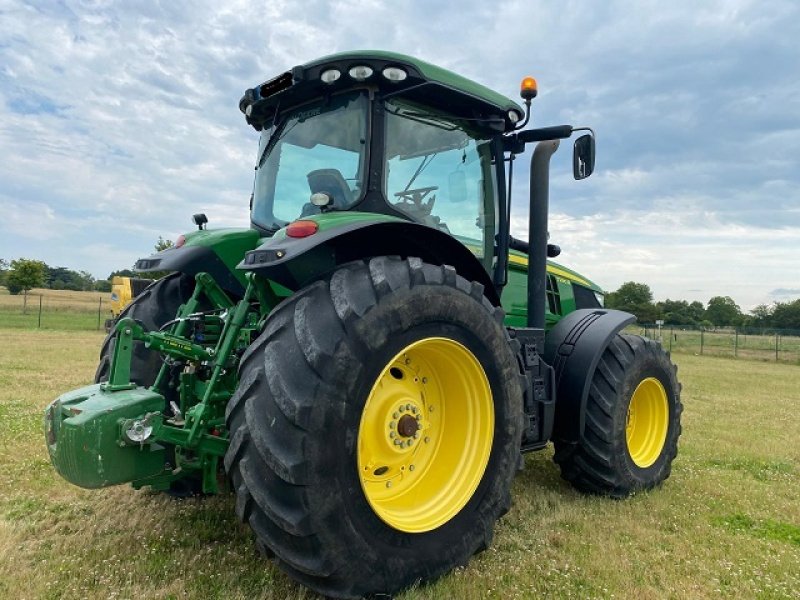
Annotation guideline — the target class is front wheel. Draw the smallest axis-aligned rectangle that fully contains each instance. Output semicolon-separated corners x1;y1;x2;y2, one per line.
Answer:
224;257;523;599
553;334;682;497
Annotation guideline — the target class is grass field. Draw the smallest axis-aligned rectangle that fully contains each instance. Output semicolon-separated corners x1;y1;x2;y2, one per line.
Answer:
0;327;798;599
0;287;112;330
639;327;800;364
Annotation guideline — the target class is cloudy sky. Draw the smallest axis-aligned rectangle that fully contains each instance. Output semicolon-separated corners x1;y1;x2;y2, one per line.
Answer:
1;0;798;310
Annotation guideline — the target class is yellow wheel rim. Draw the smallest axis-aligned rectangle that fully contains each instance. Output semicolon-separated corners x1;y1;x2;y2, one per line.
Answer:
625;377;669;468
357;337;494;533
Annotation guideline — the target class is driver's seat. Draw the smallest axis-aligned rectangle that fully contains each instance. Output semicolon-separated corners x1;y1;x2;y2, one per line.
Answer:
306;169;352;208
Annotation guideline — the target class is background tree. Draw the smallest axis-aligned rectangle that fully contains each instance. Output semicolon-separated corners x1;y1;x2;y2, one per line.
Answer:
772;299;800;330
107;269;137;279
748;304;774;328
155;237;174;252
705;296;742;328
606;281;660;323
656;299;705;326
0;258;8;287
7;258;47;312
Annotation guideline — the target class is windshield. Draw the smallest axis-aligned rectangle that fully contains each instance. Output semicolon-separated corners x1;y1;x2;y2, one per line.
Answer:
251;92;369;230
384;99;496;257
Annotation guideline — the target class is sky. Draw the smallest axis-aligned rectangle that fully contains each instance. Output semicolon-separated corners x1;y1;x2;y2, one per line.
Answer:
1;0;798;311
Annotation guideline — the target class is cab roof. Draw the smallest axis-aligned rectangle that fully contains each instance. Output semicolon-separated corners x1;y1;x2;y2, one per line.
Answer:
240;50;524;133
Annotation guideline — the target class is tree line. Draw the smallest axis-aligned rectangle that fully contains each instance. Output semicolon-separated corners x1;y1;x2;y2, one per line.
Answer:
3;252;798;330
606;281;800;330
0;238;174;296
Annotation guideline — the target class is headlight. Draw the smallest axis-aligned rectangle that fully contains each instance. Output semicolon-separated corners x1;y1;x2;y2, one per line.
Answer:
382;67;407;82
348;65;374;81
321;69;341;84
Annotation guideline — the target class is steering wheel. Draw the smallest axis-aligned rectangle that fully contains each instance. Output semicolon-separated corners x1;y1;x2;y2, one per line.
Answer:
393;186;438;216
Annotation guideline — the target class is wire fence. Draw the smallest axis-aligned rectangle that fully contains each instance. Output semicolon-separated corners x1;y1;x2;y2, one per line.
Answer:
0;290;111;331
638;324;800;364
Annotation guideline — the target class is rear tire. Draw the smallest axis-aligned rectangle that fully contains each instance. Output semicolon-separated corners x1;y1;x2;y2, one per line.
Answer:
224;257;523;599
553;334;682;497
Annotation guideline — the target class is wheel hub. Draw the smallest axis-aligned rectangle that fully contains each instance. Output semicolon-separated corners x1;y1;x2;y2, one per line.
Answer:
397;414;419;438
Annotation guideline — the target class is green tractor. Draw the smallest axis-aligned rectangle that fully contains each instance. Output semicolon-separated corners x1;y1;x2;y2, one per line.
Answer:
45;51;681;598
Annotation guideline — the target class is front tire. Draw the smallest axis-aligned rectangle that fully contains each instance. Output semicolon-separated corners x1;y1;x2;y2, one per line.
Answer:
553;334;682;497
95;272;196;385
95;272;204;496
224;257;523;598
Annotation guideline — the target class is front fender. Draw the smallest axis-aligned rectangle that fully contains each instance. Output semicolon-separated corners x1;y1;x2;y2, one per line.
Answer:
240;217;500;305
543;308;636;443
135;228;261;296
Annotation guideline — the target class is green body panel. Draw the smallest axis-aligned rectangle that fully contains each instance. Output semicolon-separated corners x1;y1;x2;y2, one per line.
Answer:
180;227;262;287
303;50;523;118
45;384;168;489
501;253;604;328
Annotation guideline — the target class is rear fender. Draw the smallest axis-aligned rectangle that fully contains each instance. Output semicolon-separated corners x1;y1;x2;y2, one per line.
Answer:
543;309;636;443
240;220;500;305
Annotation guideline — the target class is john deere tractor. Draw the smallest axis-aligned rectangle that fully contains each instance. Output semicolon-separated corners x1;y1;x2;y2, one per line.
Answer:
45;51;681;598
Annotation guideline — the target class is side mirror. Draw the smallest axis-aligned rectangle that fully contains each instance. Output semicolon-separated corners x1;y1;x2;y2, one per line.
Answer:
448;171;467;203
573;134;595;180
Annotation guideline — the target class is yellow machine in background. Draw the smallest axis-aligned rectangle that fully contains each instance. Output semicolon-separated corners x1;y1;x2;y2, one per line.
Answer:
104;277;153;331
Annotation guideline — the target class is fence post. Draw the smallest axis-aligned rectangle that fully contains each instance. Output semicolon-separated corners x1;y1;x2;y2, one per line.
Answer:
775;333;779;361
38;295;43;328
700;329;704;355
669;327;673;353
97;297;102;330
734;329;738;358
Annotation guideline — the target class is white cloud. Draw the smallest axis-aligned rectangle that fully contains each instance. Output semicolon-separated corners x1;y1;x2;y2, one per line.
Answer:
0;0;798;312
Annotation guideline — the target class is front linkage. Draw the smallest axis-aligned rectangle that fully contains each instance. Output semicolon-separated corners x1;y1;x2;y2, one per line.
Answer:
45;272;275;494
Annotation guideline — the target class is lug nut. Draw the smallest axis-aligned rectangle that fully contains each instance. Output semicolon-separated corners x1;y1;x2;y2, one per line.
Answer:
422;377;427;384
424;437;430;443
393;412;399;419
389;421;396;429
409;465;415;472
386;481;392;488
390;432;396;438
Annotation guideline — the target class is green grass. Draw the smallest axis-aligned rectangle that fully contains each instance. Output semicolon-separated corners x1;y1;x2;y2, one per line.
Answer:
639;327;800;364
1;328;798;599
0;288;110;331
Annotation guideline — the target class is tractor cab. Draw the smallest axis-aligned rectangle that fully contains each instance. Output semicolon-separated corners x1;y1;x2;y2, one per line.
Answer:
243;51;522;273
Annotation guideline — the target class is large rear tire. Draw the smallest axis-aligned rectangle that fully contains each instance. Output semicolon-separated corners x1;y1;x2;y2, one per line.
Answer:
224;257;523;599
553;334;682;497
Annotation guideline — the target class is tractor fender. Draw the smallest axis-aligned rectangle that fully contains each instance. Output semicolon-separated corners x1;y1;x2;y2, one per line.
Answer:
135;228;261;297
543;308;636;443
239;220;501;305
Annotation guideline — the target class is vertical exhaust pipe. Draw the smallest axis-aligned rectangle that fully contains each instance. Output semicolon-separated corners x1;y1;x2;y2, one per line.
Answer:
527;140;560;329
